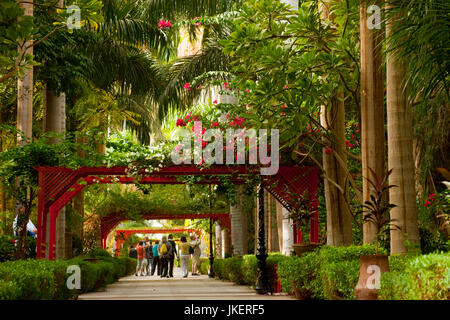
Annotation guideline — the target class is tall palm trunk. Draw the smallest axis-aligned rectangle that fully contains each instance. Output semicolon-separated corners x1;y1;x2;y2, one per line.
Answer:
319;1;353;246
17;1;33;145
15;0;33;259
386;6;420;254
230;186;247;255
360;0;386;243
43;86;67;259
321;95;353;246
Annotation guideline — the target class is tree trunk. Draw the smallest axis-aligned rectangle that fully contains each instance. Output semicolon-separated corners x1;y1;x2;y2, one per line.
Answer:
319;1;353;246
230;186;247;255
281;206;293;255
386;7;420;254
43;86;67;259
15;0;33;259
0;185;6;235
215;222;223;259
360;0;386;244
276;200;284;252
17;1;33;145
321;95;354;246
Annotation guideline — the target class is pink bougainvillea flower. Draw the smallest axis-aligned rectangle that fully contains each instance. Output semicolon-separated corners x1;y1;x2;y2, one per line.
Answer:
283;85;288;89
246;89;251;93
226;114;230;120
213;100;218;104
174;144;182;152
211;122;220;127
158;20;172;29
184;83;191;90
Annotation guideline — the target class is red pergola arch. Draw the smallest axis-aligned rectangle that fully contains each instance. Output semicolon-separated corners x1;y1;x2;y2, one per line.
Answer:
112;228;202;257
100;212;231;249
36;165;319;260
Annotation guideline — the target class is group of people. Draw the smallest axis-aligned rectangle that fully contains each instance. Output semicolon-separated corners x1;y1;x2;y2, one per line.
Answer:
128;234;202;278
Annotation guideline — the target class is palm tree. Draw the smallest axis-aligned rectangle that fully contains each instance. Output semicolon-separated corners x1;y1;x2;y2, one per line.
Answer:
385;2;420;254
360;0;385;244
319;0;353;246
16;0;33;146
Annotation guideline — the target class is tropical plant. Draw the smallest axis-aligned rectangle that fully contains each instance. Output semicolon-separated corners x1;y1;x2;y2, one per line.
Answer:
358;168;399;254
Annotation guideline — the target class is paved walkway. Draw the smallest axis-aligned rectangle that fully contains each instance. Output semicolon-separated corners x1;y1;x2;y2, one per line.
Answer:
79;267;294;300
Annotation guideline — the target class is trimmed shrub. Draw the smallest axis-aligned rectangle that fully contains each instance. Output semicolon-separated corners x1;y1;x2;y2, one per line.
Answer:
213;253;289;291
0;280;21;299
0;253;136;299
0;235;16;262
199;258;210;275
379;252;450;300
278;245;379;300
224;256;245;284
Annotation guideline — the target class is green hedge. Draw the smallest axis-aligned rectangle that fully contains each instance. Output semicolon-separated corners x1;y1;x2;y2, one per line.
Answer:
0;254;136;300
278;245;380;300
212;253;290;291
212;245;380;299
378;252;450;300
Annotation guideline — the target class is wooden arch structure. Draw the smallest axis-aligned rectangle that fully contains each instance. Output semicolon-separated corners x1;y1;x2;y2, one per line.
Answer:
113;228;202;257
36;165;319;260
100;212;231;249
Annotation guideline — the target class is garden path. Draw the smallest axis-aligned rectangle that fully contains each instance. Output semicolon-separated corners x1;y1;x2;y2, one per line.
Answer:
78;266;294;300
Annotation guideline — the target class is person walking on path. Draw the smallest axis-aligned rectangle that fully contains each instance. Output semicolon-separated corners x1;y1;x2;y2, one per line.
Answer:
151;240;160;276
167;234;177;278
190;234;201;276
158;235;172;278
135;241;148;276
129;244;137;260
178;236;190;278
144;237;153;276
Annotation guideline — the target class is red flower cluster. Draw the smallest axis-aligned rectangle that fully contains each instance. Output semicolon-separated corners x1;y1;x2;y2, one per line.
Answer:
424;193;436;207
345;122;360;149
186;113;200;122
223;82;230;90
325;148;333;154
229;116;245;128
193;16;202;26
11;238;16;244
176;119;186;127
158;20;172;29
306;123;319;134
184;83;191;90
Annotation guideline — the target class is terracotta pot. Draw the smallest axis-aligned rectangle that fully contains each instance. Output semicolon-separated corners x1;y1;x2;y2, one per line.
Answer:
292;243;321;257
355;255;389;300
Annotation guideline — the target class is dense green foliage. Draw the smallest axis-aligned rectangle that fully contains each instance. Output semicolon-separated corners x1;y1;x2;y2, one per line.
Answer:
278;245;382;299
212;246;450;300
379;252;450;300
212;253;289;291
0;235;16;262
0;253;136;300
